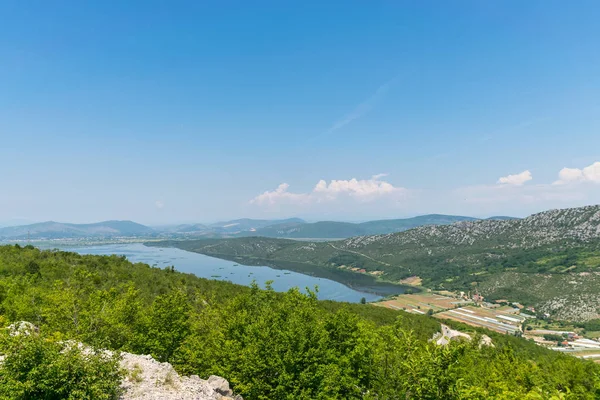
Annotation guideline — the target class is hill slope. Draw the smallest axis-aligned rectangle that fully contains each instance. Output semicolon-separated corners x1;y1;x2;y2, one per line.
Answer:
0;220;154;240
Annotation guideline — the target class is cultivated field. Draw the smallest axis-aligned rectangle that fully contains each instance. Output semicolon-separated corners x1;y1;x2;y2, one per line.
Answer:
375;292;470;315
435;305;525;334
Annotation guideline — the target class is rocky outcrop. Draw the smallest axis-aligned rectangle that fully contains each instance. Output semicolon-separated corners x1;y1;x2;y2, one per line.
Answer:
120;352;242;400
1;322;241;400
431;324;493;348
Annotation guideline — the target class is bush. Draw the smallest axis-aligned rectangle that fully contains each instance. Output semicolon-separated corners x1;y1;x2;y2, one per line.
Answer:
543;334;564;342
0;331;123;400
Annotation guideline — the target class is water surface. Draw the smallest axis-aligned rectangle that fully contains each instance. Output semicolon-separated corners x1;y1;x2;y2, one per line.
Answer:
56;243;387;303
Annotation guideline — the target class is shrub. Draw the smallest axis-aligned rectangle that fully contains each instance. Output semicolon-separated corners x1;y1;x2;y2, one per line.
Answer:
0;331;123;400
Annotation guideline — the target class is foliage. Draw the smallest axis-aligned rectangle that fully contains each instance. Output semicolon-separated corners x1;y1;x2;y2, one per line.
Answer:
0;244;599;399
544;334;565;342
575;319;600;332
0;330;122;400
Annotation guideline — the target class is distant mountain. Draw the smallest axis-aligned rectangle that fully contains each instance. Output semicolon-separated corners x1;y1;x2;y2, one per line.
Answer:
209;218;306;233
172;223;210;233
251;221;363;238
359;214;479;235
0;220;154;240
247;214;479;239
159;218;307;238
163;214;517;239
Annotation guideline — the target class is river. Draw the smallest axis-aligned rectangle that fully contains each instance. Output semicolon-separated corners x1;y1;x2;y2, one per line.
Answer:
55;243;395;303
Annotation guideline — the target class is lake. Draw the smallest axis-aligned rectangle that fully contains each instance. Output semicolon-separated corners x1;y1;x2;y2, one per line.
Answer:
55;243;395;303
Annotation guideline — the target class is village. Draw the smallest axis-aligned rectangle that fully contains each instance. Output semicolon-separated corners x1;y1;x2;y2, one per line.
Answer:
375;285;600;362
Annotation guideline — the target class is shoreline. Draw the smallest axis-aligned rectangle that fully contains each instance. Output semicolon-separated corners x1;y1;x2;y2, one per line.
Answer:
145;242;415;298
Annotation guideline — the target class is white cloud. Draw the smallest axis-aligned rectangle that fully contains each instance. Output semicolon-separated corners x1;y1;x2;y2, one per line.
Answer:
497;170;532;186
450;163;600;216
251;175;406;207
313;178;400;200
155;200;164;209
371;173;389;180
250;183;310;206
554;162;600;185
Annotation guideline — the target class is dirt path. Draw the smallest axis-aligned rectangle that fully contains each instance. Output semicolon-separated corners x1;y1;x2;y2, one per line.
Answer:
327;243;391;267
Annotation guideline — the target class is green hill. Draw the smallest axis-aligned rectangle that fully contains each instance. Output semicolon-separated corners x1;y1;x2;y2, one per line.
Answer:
0;244;597;399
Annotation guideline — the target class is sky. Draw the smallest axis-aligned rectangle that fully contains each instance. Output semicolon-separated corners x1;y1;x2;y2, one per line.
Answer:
1;0;599;225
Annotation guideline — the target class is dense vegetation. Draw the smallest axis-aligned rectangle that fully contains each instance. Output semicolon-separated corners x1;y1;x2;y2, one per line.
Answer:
0;244;599;399
0;329;122;400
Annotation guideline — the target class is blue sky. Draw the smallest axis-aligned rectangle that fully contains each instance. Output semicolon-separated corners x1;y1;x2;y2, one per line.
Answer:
1;0;599;224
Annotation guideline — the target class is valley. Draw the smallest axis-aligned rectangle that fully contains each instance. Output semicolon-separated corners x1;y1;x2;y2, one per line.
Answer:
150;205;600;321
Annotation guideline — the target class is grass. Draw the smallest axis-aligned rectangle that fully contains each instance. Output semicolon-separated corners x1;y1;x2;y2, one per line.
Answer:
129;363;144;383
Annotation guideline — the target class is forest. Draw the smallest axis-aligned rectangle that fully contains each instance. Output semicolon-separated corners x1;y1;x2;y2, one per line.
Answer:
0;244;599;399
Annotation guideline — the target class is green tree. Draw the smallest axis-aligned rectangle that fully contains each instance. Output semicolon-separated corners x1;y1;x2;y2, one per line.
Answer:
142;289;191;362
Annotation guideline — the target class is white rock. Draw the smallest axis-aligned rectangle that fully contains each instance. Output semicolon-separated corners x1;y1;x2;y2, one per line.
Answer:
119;352;241;400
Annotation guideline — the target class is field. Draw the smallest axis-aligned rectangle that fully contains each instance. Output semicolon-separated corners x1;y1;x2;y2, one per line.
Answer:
399;275;422;286
375;292;470;315
435;305;526;334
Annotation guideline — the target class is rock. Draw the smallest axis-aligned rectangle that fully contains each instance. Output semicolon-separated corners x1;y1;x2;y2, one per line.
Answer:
7;321;38;336
432;324;493;347
208;375;233;396
119;352;242;400
1;322;242;400
480;335;494;347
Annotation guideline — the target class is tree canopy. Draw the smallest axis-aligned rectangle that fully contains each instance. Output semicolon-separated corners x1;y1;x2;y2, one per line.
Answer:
0;244;598;399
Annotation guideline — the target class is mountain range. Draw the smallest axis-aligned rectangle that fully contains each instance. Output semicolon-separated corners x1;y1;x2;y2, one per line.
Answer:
0;220;154;240
170;218;306;235
0;215;517;241
165;214;517;239
247;214;517;238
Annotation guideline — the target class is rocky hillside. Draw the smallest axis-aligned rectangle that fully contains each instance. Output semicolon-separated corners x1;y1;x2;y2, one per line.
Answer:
339;205;600;253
